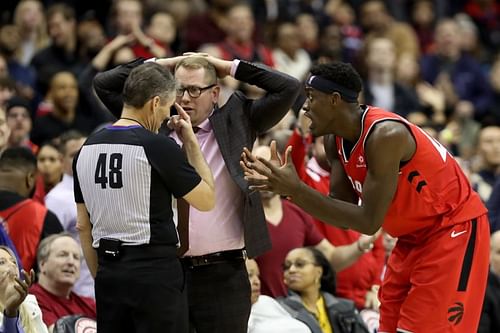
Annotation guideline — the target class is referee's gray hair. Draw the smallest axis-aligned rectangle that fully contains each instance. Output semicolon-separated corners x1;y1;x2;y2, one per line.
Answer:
123;62;176;108
36;232;77;270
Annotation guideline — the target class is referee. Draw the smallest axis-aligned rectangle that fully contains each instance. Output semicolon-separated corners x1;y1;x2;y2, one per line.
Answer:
73;62;215;333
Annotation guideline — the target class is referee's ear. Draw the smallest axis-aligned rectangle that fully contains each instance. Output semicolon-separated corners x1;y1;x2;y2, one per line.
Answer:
151;96;161;113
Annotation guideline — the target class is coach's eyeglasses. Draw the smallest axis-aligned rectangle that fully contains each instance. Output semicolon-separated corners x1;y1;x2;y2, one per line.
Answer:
176;84;216;98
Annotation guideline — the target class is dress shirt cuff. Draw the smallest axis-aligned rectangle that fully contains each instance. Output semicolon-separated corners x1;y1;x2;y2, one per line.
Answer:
230;59;240;77
3;311;23;333
144;57;156;63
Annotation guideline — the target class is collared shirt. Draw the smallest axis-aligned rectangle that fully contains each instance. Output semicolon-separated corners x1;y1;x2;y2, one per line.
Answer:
170;117;244;256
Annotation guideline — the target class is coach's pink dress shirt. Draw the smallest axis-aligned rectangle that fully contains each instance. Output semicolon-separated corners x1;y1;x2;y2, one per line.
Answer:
170;117;244;256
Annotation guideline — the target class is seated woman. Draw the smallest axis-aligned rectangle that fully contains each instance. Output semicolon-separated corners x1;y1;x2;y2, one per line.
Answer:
0;246;47;333
246;259;311;333
279;247;369;333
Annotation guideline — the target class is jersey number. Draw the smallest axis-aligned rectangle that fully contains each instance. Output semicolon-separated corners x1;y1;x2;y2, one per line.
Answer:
95;153;123;189
347;176;363;193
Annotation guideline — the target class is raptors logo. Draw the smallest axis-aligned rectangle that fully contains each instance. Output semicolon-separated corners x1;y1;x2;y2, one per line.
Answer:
75;318;97;333
447;302;464;325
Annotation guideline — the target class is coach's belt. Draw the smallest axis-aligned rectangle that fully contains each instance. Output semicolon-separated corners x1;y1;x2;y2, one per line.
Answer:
182;249;247;267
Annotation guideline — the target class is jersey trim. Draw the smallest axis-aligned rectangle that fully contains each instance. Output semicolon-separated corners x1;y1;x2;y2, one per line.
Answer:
340;106;368;163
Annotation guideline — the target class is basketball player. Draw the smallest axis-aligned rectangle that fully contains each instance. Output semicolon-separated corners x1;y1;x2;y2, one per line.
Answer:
241;62;489;333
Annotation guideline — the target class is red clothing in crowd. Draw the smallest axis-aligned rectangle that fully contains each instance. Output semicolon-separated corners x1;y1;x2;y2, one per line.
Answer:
32;176;48;205
256;199;323;298
1;198;45;271
30;283;96;327
287;129;385;309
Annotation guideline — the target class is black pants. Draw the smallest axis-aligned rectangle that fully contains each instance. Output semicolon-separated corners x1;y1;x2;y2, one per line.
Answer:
185;259;251;333
95;247;188;333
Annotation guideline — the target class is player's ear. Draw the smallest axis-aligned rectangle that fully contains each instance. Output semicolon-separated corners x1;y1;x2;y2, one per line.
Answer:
330;92;342;106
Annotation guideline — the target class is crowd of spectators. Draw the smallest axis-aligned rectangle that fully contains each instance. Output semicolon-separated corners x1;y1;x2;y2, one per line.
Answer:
0;0;499;332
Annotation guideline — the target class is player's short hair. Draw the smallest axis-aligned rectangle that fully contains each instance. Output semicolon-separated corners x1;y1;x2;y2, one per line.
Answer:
309;62;363;98
0;147;36;173
175;57;217;86
123;62;176;108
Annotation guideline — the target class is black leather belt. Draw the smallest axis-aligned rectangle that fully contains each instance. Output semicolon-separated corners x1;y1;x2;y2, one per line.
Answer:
97;239;176;261
182;249;247;267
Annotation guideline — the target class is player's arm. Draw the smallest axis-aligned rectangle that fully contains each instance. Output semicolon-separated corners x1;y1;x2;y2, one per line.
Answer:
243;122;415;234
76;203;98;278
356;122;415;232
295;122;413;233
294;122;414;234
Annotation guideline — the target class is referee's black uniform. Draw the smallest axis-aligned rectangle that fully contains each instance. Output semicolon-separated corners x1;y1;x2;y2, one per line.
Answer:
73;124;201;333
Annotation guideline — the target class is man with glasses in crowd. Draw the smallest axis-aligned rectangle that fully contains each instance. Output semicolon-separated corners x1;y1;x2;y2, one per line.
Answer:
93;53;300;332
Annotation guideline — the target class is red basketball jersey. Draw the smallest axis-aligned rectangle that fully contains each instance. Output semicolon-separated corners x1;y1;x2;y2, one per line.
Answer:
335;106;486;237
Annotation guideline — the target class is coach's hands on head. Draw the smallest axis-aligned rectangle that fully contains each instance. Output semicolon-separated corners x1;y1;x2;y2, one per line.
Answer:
168;103;196;143
155;56;188;71
241;141;302;197
183;52;233;79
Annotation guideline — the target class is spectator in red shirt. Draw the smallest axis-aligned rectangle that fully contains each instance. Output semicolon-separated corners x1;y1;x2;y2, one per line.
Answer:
29;233;96;331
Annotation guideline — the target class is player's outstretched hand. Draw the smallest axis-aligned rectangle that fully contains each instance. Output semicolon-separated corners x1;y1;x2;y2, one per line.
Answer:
241;141;301;197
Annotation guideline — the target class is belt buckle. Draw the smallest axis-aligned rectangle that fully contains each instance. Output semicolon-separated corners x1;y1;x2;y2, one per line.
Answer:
193;256;210;266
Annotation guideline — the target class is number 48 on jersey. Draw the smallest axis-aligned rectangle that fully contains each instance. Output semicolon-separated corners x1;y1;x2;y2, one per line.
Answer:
95;153;123;189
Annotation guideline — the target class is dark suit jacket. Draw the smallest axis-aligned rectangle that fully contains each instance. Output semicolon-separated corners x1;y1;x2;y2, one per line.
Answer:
92;59;301;257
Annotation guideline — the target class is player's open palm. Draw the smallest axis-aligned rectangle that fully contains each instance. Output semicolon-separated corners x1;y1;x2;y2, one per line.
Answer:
241;141;301;197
